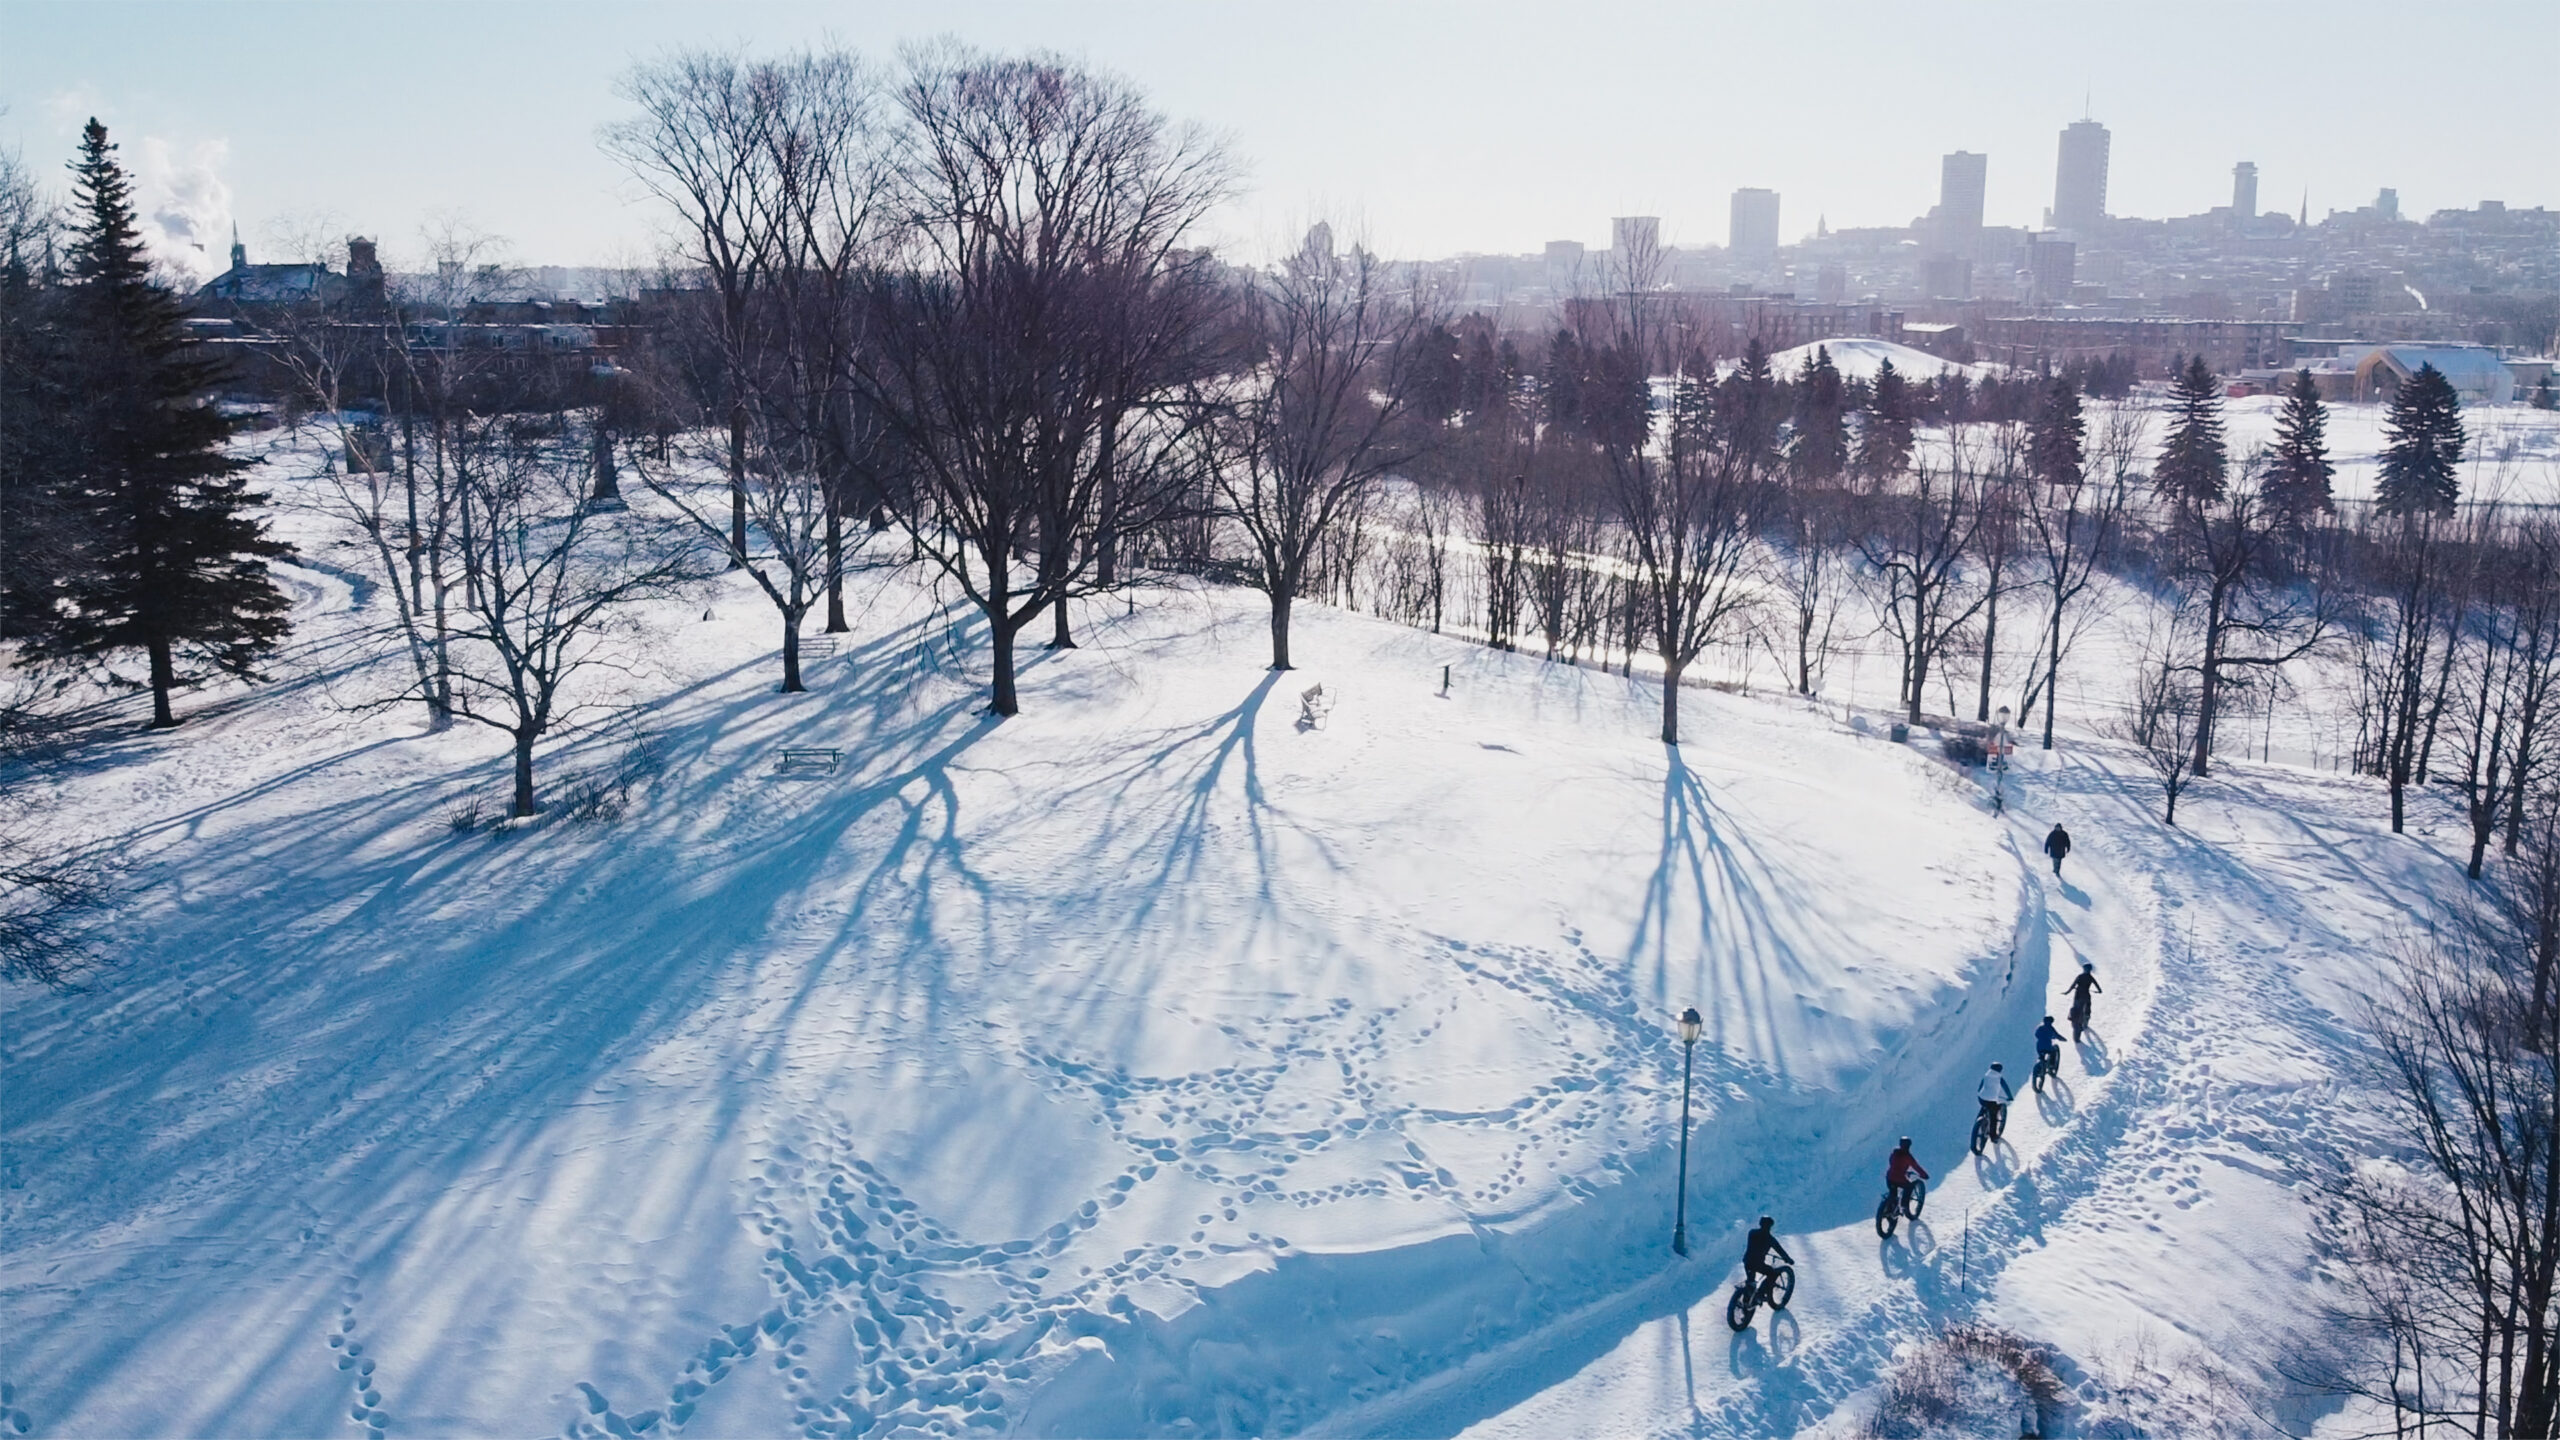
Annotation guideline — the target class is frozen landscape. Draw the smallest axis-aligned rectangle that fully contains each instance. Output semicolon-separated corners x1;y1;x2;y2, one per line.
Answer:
7;7;2560;1436
2;404;2545;1436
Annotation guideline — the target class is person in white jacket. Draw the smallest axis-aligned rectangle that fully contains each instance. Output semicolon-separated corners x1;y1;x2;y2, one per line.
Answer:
1976;1062;2013;1142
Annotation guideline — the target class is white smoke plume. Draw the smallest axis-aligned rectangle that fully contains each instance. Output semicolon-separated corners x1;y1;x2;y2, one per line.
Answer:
128;136;233;288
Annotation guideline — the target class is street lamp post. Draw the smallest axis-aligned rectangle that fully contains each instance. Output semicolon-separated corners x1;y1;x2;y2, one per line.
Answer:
1672;1006;1702;1256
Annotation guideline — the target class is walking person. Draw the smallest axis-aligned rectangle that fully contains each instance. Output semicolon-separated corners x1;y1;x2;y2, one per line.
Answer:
2044;823;2072;878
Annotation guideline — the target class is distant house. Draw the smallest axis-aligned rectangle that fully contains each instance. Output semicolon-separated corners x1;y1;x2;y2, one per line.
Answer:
2354;344;2517;405
196;233;384;313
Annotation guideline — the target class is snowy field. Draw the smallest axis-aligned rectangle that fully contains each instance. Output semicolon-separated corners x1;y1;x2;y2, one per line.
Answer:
0;421;2525;1437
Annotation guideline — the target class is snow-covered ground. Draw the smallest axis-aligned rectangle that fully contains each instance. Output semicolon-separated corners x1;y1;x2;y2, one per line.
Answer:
0;424;2522;1437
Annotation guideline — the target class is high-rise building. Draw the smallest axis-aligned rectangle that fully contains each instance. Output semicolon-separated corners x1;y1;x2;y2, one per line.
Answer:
2376;188;2400;221
1728;189;1779;260
2052;119;2110;233
2231;162;2259;226
2026;232;2076;304
1939;151;1987;250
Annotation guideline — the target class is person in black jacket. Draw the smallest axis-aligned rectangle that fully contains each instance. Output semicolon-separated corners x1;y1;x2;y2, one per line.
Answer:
2044;824;2072;877
2064;961;2104;1041
1742;1215;1793;1289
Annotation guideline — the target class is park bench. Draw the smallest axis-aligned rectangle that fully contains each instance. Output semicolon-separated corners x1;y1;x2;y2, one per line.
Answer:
1298;683;1334;730
800;636;839;659
774;747;842;774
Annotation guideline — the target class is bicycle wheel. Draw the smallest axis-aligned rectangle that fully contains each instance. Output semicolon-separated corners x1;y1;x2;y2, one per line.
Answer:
1970;1112;1991;1155
1766;1265;1796;1310
1906;1177;1928;1219
1725;1285;1755;1331
1875;1191;1898;1238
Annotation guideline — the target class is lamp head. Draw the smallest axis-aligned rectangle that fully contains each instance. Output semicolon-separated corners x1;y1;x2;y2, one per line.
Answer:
1677;1007;1702;1045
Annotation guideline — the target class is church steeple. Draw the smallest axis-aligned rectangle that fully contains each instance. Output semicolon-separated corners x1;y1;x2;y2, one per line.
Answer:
229;223;245;273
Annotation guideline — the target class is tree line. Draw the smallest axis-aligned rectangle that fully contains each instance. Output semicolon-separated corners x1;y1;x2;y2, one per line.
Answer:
3;46;2553;873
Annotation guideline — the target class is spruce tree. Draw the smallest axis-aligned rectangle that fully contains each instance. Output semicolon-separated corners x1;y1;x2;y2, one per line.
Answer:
2263;368;2337;519
0;196;78;642
2154;354;2228;503
33;121;290;726
1855;357;1915;479
1718;335;1780;476
1788;346;1847;484
2026;375;2084;487
2375;362;2466;519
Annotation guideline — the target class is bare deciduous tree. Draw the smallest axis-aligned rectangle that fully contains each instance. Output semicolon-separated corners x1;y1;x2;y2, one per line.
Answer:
854;46;1230;712
2167;467;2334;778
2019;401;2142;748
1216;239;1437;670
2325;861;2560;1435
1856;446;1985;727
446;422;707;816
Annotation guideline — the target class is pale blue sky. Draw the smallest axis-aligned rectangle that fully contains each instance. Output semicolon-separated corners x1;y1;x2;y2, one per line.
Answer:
6;0;2555;279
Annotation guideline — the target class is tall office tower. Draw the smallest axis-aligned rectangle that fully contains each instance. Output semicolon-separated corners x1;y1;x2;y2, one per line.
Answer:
1728;189;1779;261
2376;188;2399;221
2231;162;2259;226
1940;151;1987;250
2052;119;2110;233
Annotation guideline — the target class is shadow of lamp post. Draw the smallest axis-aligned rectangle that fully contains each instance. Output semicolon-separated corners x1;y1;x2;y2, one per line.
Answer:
1672;1005;1702;1256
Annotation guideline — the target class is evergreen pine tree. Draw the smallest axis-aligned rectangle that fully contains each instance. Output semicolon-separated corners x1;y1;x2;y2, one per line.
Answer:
32;120;291;727
2374;362;2466;519
1855;357;1915;479
2026;375;2084;487
2263;368;2337;519
1542;328;1586;435
2154;354;2228;502
1788;347;1846;484
0;192;79;642
1717;336;1779;476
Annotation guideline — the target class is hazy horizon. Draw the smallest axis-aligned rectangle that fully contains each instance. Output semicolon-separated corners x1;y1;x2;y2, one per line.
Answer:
7;0;2556;282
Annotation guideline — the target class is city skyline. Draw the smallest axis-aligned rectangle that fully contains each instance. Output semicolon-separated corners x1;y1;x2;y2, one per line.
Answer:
6;0;2554;275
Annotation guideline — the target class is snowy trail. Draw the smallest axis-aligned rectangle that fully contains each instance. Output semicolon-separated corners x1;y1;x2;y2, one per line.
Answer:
1313;755;2162;1440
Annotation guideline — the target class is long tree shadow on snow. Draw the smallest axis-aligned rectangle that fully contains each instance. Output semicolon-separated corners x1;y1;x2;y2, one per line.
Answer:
0;611;1020;1432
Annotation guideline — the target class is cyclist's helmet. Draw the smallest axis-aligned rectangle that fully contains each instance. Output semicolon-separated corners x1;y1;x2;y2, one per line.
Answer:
1899;1136;1911;1147
2043;1014;2054;1023
1990;1061;2004;1070
1758;1215;1773;1228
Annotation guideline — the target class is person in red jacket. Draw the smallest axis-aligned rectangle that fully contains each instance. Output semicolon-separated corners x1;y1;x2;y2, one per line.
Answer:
1886;1136;1929;1211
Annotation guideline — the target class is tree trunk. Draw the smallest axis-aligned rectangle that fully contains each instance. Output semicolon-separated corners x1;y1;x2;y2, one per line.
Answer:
1051;590;1076;649
1095;410;1121;589
1661;654;1684;746
989;617;1020;716
2042;598;2064;750
146;637;177;729
1906;639;1929;727
726;405;748;569
512;729;539;817
824;492;848;633
2193;591;2226;778
1976;565;2001;722
1269;590;1294;671
781;613;805;694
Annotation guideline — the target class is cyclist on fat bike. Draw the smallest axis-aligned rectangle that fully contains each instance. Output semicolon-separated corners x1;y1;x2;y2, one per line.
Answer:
2035;1015;2064;1062
1742;1215;1793;1287
1976;1062;2013;1142
2064;961;2103;1041
1886;1137;1929;1209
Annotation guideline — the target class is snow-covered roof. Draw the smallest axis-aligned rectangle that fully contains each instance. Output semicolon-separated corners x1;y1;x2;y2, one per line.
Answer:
2361;344;2517;403
1760;337;1999;383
